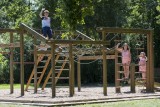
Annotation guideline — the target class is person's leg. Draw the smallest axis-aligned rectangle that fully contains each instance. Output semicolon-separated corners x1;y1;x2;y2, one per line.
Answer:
42;27;47;37
126;65;130;79
142;71;146;79
123;64;127;79
47;27;53;39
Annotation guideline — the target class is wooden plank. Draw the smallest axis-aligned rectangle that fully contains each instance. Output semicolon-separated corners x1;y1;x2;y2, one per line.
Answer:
78;55;115;60
0;43;20;48
47;40;110;45
76;30;94;41
0;28;21;33
77;58;81;92
20;32;24;96
130;63;135;93
34;37;37;93
51;43;56;98
10;32;14;94
20;23;47;43
96;27;152;34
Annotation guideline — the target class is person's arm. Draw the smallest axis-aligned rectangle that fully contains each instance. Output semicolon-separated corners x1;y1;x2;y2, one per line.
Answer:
145;56;148;61
115;43;122;52
39;8;45;18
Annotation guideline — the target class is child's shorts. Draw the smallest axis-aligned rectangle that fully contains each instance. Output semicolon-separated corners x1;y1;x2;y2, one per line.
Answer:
42;27;52;39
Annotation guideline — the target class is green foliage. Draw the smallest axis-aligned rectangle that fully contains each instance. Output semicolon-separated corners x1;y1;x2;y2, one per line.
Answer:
55;0;94;33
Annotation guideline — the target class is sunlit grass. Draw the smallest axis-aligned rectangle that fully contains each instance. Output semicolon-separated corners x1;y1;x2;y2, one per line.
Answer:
0;84;27;89
74;99;160;107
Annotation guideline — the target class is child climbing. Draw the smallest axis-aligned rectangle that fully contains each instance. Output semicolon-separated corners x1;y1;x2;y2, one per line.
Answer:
138;52;147;79
116;43;131;83
39;8;53;40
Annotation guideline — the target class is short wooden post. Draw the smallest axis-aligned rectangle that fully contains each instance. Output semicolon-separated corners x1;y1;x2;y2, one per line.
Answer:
146;34;150;92
10;32;14;94
130;63;135;93
20;32;24;96
77;58;81;92
69;43;74;96
34;37;37;93
51;43;56;98
115;51;121;93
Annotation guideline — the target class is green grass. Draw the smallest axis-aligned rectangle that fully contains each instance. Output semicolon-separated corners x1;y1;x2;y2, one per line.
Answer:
0;103;39;107
73;99;160;107
0;84;27;89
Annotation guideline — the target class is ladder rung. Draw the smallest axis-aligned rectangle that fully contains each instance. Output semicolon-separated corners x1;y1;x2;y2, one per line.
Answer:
37;66;45;68
117;79;124;81
136;78;146;80
55;66;62;68
55;77;69;79
40;60;48;63
135;72;142;74
32;77;40;80
117;71;124;73
55;60;69;62
136;48;144;50
37;72;42;74
55;69;69;71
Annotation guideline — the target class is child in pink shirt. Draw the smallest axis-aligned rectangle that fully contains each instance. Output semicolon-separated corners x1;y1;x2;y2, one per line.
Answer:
138;52;147;79
116;43;131;81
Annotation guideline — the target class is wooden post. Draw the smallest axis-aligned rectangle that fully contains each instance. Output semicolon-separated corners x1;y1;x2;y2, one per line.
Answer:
69;43;74;96
51;43;56;98
33;37;37;93
77;58;81;92
102;31;107;96
10;32;14;94
20;32;24;96
102;47;107;96
149;30;154;92
130;63;135;93
146;34;150;92
115;51;121;93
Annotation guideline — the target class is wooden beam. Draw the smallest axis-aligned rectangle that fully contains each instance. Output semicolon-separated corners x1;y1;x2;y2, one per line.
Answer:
47;40;110;45
20;32;24;96
0;43;20;48
78;55;115;60
0;28;21;33
76;30;94;41
20;23;47;43
10;32;14;94
97;27;152;34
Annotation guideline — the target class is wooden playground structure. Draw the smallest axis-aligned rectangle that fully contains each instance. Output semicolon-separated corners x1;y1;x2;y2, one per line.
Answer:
0;23;154;98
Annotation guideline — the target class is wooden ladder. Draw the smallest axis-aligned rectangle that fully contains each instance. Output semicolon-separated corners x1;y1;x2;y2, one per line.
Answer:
25;54;51;91
42;54;69;90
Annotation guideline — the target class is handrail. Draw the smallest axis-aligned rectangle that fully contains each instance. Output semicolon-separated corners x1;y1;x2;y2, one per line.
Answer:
20;23;47;43
76;30;94;41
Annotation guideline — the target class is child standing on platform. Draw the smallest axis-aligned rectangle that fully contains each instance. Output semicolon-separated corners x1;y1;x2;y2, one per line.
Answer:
116;43;131;82
39;8;53;40
138;52;147;79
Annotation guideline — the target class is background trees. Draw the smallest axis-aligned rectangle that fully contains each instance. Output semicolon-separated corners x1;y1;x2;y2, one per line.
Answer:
0;0;159;84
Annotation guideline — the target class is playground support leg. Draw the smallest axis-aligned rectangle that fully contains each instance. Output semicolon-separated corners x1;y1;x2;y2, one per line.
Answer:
69;43;74;97
51;43;56;98
77;58;81;92
103;47;107;96
34;37;37;93
130;63;135;93
20;32;24;96
115;51;121;93
10;32;14;94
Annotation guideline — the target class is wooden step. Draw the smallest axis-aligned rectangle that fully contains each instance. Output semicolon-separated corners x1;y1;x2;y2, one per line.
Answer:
135;72;142;74
37;66;45;68
117;71;124;73
37;72;42;74
136;78;146;80
40;60;48;63
49;77;69;79
55;66;62;68
117;79;124;81
55;69;69;71
32;77;40;80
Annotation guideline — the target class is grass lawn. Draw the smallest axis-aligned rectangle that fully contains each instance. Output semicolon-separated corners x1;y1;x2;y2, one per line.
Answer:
74;99;160;107
0;84;27;90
